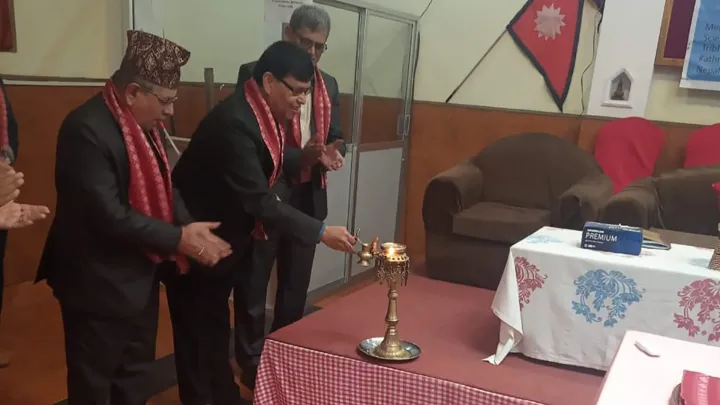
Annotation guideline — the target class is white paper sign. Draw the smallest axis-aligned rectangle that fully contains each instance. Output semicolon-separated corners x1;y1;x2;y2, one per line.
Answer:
133;0;166;37
264;0;313;47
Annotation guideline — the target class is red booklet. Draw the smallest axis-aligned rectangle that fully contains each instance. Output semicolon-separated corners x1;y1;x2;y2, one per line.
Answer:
681;370;720;405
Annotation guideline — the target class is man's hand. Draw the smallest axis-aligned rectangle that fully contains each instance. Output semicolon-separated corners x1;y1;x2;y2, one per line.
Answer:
178;222;233;267
0;161;23;207
319;140;344;171
300;137;324;167
320;225;356;252
0;202;50;230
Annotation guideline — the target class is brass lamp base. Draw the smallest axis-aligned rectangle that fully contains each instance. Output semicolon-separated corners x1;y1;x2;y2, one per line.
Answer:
357;337;421;361
374;336;412;360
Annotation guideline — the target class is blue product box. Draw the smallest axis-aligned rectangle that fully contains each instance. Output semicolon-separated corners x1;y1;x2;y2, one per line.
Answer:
580;222;643;256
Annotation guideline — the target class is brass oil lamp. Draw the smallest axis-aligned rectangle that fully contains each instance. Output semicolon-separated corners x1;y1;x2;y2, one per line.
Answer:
354;231;420;361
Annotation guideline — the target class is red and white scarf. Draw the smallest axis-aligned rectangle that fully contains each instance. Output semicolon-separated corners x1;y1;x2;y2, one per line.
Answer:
244;79;285;240
102;80;188;271
289;68;331;188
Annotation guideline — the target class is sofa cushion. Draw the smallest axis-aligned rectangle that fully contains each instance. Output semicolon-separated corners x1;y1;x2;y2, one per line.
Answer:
655;166;720;236
452;202;551;244
474;133;600;210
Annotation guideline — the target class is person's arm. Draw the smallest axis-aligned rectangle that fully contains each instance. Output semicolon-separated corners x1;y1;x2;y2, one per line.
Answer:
0;78;18;160
326;75;346;157
216;126;323;244
172;188;194;225
56;119;182;253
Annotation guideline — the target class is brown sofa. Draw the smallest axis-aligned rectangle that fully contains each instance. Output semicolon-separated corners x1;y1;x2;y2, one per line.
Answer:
600;165;720;236
422;132;613;290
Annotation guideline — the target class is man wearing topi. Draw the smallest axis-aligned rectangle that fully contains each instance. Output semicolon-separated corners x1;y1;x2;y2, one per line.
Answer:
36;31;232;405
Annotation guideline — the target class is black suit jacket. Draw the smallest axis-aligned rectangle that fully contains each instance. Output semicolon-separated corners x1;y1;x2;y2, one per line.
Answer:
0;77;19;159
237;62;345;220
172;85;324;262
36;94;192;318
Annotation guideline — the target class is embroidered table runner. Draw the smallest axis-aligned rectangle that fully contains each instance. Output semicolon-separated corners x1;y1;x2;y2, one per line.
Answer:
485;226;720;370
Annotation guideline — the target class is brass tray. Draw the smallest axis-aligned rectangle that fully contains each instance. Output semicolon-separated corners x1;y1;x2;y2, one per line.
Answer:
357;337;421;362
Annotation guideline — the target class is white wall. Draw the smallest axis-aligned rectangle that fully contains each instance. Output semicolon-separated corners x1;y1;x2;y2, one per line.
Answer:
414;0;601;114
586;0;666;119
0;0;125;78
3;0;719;126
412;0;719;125
153;0;412;98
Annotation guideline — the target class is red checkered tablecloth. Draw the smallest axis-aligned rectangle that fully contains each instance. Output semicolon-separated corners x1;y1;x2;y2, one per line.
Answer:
253;339;543;405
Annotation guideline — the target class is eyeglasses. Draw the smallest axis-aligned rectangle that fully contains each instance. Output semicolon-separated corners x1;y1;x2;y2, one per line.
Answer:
149;91;178;106
136;82;178;106
294;31;328;54
277;78;312;96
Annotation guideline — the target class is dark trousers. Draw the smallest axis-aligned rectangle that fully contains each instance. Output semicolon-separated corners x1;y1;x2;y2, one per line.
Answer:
166;269;242;405
233;183;317;388
0;230;7;319
61;284;159;405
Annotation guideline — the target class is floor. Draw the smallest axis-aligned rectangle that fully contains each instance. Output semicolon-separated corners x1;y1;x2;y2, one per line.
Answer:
0;277;374;405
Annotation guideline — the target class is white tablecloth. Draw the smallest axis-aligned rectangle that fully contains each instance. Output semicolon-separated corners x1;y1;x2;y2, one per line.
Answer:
485;226;720;370
596;330;720;405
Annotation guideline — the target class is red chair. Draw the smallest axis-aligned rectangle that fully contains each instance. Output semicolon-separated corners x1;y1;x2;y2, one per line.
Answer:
594;117;666;194
684;123;720;168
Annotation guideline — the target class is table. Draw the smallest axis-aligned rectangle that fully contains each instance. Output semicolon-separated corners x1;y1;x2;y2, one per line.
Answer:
596;330;720;404
254;276;604;405
651;228;716;249
485;226;720;370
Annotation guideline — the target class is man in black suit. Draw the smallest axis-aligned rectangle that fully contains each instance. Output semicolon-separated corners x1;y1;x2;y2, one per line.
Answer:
0;77;49;367
36;31;232;405
234;4;346;389
168;40;356;405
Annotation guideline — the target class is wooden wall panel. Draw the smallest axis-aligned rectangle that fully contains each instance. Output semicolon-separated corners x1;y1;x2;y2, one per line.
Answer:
172;84;402;145
404;103;584;258
1;82;708;286
1;83;403;286
4;84;102;285
404;102;706;259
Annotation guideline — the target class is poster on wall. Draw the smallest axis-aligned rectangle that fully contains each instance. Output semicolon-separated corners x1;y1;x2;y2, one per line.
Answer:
133;0;166;37
681;0;720;90
264;0;313;48
0;0;16;52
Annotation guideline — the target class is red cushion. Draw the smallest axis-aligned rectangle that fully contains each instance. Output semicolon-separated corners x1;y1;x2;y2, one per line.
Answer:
684;124;720;168
594;117;666;194
713;181;720;213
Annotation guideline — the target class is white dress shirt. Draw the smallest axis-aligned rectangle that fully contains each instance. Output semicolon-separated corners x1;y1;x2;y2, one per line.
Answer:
300;93;312;147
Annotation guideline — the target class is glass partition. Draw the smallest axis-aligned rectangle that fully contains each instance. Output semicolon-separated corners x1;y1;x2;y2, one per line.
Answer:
306;3;360;291
350;13;414;277
133;0;418;294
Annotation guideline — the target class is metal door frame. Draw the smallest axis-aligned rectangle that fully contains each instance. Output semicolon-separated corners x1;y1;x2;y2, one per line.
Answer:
315;0;418;284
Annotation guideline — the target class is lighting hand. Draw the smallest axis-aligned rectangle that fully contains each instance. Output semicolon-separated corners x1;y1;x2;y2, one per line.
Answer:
320;225;357;252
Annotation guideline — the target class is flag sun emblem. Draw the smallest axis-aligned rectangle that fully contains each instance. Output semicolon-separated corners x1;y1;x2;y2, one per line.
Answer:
534;4;566;40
